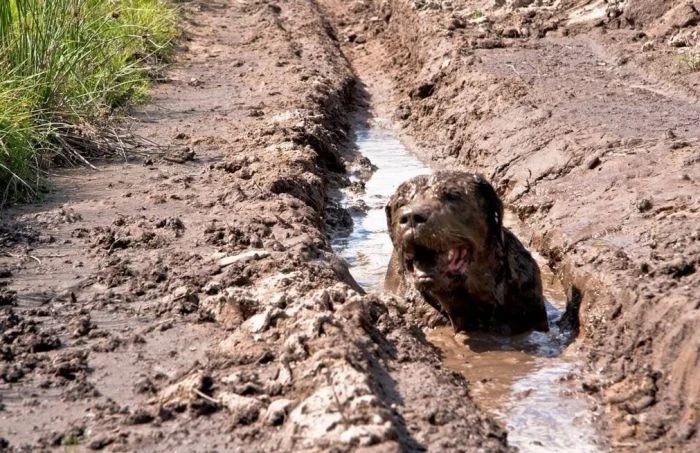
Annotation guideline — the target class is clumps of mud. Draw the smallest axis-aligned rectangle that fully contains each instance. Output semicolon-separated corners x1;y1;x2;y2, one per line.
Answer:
80;215;186;253
0;223;41;249
333;0;699;449
141;282;509;451
0;305;98;405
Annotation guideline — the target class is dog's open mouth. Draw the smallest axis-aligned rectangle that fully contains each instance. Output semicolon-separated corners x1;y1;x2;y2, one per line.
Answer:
403;242;472;284
445;247;471;274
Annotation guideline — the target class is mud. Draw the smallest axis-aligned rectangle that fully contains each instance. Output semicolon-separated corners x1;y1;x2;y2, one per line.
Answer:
1;0;698;451
324;0;698;450
0;1;509;451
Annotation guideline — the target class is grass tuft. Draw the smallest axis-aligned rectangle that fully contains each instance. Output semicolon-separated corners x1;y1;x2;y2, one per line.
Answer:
678;52;700;72
0;0;178;204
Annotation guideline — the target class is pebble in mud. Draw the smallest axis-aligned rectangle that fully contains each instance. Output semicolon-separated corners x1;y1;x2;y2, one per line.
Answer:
69;315;94;338
586;155;602;170
219;392;264;425
636;197;653;212
265;398;294;425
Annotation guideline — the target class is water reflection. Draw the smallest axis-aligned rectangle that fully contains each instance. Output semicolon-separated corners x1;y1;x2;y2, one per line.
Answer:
331;124;429;289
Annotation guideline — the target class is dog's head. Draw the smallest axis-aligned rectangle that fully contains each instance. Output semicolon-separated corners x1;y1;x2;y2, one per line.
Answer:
385;171;503;291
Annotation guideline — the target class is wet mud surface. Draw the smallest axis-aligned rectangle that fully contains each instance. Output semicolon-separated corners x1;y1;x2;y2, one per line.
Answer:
323;0;698;450
1;1;507;451
1;0;699;451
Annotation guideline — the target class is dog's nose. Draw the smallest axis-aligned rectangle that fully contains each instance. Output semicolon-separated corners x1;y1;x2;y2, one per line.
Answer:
399;207;430;227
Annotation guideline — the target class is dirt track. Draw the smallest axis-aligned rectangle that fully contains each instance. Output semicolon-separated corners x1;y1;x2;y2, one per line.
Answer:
1;0;698;451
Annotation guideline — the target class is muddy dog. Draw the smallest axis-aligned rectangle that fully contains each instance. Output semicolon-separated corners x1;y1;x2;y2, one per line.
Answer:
384;171;549;334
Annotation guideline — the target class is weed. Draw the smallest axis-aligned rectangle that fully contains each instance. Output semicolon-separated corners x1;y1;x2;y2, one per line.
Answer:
0;0;178;204
63;432;80;453
678;53;700;72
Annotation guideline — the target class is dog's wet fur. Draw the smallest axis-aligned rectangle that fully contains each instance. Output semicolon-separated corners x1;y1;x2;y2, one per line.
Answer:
385;171;549;335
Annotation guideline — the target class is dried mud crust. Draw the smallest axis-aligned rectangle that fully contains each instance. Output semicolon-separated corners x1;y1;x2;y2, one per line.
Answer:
326;0;699;450
0;0;509;451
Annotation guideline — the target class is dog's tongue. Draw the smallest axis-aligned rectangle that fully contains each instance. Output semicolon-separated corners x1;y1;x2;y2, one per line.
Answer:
446;247;470;274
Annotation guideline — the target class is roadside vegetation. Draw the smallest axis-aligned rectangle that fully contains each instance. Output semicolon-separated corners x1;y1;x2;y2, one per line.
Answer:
680;52;700;72
0;0;178;204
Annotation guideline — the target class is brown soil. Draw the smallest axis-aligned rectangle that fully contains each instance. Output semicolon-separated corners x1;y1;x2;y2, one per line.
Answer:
1;0;698;451
0;1;508;451
323;0;698;450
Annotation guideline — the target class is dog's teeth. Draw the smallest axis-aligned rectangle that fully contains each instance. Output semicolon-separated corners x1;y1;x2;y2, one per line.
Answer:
447;249;457;271
444;247;469;274
459;261;469;274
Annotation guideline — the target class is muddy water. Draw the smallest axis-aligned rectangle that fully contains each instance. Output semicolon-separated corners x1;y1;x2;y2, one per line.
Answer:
332;122;429;289
332;121;603;452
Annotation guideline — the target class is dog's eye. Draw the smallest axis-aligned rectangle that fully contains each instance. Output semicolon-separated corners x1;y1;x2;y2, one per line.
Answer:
392;199;406;210
443;191;461;202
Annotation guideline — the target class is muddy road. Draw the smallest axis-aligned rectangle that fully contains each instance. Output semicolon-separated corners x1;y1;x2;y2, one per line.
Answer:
1;0;698;451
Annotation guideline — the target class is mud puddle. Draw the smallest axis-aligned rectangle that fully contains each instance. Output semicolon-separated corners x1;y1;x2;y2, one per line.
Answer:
331;120;429;289
332;122;603;452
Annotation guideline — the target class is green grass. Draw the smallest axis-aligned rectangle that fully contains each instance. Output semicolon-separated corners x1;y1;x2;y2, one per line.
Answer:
0;0;178;204
678;53;700;72
470;10;484;20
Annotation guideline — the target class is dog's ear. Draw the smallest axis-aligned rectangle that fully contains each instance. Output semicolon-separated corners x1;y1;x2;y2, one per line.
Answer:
472;174;503;242
385;200;394;240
